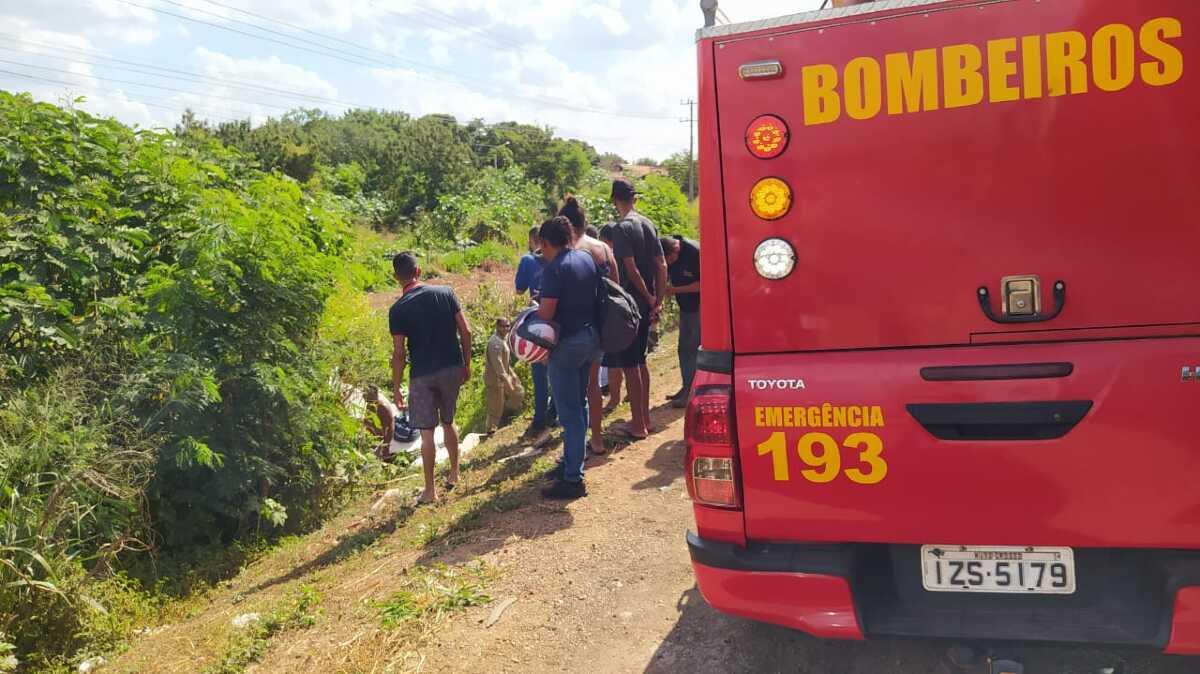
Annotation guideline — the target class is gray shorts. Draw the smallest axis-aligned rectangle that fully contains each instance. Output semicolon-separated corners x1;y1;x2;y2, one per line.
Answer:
408;367;463;430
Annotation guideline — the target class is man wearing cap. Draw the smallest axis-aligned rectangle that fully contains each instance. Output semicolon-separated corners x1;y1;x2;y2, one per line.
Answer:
607;178;667;439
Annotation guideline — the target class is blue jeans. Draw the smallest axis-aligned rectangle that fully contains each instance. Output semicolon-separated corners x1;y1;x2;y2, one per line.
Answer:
531;362;555;425
678;311;701;394
548;327;598;483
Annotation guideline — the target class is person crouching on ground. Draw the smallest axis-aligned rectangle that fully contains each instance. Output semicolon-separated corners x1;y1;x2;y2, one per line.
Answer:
364;384;398;461
660;235;701;408
559;196;619;456
536;216;599;500
389;251;473;504
484;317;524;434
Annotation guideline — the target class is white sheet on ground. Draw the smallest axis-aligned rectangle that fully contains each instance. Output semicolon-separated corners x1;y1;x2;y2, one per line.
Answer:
386;427;483;467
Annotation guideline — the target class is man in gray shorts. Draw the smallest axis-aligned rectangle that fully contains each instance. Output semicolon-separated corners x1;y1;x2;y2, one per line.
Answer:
389;252;473;504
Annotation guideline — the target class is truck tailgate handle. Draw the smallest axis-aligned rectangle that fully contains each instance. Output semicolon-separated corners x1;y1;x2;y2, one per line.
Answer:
906;401;1093;441
977;279;1066;324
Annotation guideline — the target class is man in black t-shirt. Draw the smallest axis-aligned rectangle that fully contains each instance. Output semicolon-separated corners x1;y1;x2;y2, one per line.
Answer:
661;236;700;408
608;178;667;439
389;252;473;504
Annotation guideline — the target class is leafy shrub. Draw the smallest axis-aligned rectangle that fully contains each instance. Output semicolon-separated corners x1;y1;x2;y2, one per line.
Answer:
428;166;544;243
438;240;517;275
0;365;157;667
635;174;695;237
0;635;16;673
0;92;388;666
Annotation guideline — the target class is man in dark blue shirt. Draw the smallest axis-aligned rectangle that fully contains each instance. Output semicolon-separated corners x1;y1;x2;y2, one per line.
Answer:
514;226;555;435
537;216;599;500
389;252;472;504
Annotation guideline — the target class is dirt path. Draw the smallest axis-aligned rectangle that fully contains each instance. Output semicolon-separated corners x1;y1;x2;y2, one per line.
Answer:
410;343;1194;674
111;329;1196;674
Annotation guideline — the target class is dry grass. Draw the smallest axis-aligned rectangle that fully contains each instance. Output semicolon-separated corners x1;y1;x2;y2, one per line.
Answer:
106;408;563;674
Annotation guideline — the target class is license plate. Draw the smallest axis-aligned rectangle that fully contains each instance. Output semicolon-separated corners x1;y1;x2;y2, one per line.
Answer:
920;545;1076;594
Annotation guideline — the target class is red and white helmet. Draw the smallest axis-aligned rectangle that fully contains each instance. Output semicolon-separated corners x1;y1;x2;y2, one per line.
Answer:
509;308;557;364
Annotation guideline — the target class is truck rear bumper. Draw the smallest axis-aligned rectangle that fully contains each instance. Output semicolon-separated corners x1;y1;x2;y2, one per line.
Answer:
686;532;1200;653
688;532;863;640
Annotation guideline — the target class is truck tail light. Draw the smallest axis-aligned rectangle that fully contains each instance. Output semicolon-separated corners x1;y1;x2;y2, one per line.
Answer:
692;457;736;507
749;177;792;220
685;385;741;509
746;115;790;159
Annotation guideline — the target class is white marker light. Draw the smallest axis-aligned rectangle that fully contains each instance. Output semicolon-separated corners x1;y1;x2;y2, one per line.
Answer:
753;238;796;280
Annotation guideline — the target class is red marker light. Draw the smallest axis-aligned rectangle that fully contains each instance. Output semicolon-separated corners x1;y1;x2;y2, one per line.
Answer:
746;114;789;159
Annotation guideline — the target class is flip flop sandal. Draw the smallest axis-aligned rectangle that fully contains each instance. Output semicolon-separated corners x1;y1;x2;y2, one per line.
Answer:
610;425;649;441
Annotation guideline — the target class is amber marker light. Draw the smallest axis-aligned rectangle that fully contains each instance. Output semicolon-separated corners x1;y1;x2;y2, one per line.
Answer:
749;177;792;220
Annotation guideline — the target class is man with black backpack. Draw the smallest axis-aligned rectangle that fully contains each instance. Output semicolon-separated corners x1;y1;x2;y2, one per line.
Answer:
607;178;667;440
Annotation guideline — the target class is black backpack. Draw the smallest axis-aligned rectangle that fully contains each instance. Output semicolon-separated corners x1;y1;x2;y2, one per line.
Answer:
595;276;641;354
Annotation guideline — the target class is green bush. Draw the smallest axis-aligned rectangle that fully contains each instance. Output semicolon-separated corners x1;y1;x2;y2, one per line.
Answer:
0;365;157;668
574;169;695;237
0;92;389;667
428;166;544;244
438;240;518;275
635;174;695;237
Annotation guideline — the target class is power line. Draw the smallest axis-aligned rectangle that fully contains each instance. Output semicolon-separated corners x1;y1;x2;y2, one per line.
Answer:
0;57;296;111
392;3;524;53
195;0;394;61
0;39;367;109
0;68;242;123
111;0;390;69
112;0;676;122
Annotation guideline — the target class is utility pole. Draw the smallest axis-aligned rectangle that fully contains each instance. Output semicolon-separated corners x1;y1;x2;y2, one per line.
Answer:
680;98;696;201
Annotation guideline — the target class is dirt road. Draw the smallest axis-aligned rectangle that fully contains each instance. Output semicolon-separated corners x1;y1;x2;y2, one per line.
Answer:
111;331;1198;674
419;349;1195;674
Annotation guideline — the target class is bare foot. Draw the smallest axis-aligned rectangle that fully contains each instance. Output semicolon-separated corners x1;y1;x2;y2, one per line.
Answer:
417;490;437;505
589;441;608;456
603;399;623;414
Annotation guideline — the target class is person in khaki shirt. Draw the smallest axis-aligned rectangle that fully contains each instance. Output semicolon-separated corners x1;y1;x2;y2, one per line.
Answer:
484;318;524;433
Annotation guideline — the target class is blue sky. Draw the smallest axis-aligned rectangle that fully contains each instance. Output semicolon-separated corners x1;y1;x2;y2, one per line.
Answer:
0;0;823;160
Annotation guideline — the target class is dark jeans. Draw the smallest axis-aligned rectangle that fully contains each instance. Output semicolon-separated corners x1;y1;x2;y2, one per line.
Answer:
531;362;556;425
678;310;700;394
548;327;598;483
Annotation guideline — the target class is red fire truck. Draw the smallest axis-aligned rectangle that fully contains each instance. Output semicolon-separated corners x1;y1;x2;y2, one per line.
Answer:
684;0;1200;655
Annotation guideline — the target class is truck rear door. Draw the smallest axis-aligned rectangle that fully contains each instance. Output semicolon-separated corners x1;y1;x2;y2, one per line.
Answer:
714;0;1200;354
710;0;1200;547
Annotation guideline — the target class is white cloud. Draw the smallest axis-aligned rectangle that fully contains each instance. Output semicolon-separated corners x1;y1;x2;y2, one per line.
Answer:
191;47;341;101
579;4;632;39
0;0;829;159
0;0;160;45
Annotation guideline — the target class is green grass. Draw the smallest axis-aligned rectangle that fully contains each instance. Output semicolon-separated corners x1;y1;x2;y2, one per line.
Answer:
202;585;322;674
437;240;520;274
376;563;492;630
